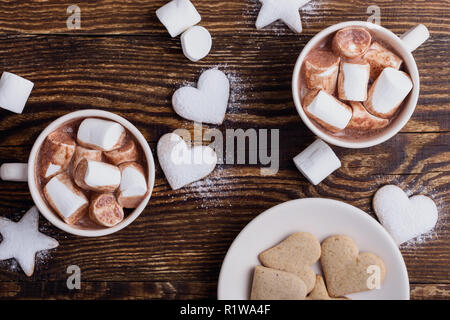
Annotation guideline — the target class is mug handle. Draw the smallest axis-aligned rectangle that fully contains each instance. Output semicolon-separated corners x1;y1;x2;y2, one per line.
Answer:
0;163;28;182
400;24;430;52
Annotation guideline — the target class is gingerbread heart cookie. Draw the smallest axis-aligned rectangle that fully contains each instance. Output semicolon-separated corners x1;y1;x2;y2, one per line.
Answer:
320;235;386;297
258;232;321;292
306;275;349;300
250;266;307;300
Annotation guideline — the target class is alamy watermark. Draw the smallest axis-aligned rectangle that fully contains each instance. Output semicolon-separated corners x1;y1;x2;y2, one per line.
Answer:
366;265;382;290
66;265;81;290
67;5;81;30
367;5;381;25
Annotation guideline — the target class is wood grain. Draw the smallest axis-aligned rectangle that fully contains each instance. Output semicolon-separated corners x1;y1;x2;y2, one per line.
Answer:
0;0;448;300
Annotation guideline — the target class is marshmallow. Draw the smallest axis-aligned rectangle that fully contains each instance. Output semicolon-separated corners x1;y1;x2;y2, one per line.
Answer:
332;27;372;59
39;131;76;179
338;62;370;102
0;72;34;114
89;193;124;227
303;90;353;133
293;139;341;185
156;0;201;38
117;162;148;208
43;173;88;225
181;26;212;62
364;68;413;119
347;102;389;130
77;118;126;151
74;159;121;193
0;163;28;182
304;50;340;94
104;139;139;166
363;42;403;81
72;146;103;176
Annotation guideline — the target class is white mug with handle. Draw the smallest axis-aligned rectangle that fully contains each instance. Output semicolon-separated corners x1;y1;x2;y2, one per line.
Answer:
0;109;156;237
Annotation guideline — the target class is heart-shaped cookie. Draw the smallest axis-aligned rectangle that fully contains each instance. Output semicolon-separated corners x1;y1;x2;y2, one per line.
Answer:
172;68;230;125
373;185;438;245
306;275;349;300
258;232;321;292
157;133;217;190
320;235;386;297
250;266;307;300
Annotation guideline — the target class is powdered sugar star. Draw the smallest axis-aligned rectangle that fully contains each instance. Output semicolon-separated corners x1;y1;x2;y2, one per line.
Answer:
0;206;59;276
255;0;312;33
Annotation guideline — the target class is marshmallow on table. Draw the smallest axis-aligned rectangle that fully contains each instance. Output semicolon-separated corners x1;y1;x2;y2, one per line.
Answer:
303;90;353;133
39;131;76;179
0;163;28;182
89;193;124;227
364;67;413;119
77;118;125;151
347;102;389;130
117;162;148;208
104;139;139;166
181;26;212;62
293;139;341;185
72;146;103;176
338;62;370;102
332;27;372;59
44;173;89;225
74;159;121;193
304;50;340;94
0;72;34;114
363;42;403;81
156;0;201;38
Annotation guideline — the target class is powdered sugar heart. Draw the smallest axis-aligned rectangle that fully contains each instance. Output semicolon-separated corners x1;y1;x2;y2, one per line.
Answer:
157;133;217;190
373;185;438;245
172;69;230;125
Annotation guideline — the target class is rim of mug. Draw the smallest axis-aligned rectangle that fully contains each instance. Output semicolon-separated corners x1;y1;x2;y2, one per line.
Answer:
27;109;156;237
292;21;420;149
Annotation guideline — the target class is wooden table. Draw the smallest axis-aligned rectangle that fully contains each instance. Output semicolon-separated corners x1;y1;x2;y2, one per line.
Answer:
0;0;448;300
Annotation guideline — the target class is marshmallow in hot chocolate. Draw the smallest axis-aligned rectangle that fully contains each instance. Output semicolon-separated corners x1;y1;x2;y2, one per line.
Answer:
89;193;124;227
43;173;89;225
347;102;389;130
77;118;125;151
364;67;413;119
332;27;372;59
338;62;370;102
303;90;353;133
104;139;139;166
363;41;403;81
117;162;148;209
74;159;121;193
72;146;103;176
39;131;76;179
304;50;340;94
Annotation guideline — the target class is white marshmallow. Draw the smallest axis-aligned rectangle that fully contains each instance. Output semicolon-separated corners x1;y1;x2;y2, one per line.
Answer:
156;0;201;38
120;166;147;198
44;174;88;224
338;62;370;101
305;90;352;132
77;118;125;151
293;139;341;185
0;72;34;114
45;164;61;178
0;163;28;182
84;161;121;190
181;26;212;62
364;68;413;119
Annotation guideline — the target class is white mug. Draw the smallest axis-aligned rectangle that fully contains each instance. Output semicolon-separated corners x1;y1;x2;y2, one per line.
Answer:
292;21;430;148
1;110;156;237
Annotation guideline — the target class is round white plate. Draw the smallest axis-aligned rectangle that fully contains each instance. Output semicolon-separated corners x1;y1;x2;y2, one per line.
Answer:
218;198;410;300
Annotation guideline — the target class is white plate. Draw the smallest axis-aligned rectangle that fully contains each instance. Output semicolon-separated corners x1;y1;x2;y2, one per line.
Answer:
218;198;410;300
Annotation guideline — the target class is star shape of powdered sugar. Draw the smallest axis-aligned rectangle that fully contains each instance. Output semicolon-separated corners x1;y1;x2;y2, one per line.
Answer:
255;0;312;33
0;206;59;276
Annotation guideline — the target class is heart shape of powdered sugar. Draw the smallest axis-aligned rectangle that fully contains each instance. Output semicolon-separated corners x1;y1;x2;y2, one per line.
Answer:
258;232;321;293
373;185;438;245
157;133;217;190
172;69;230;125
